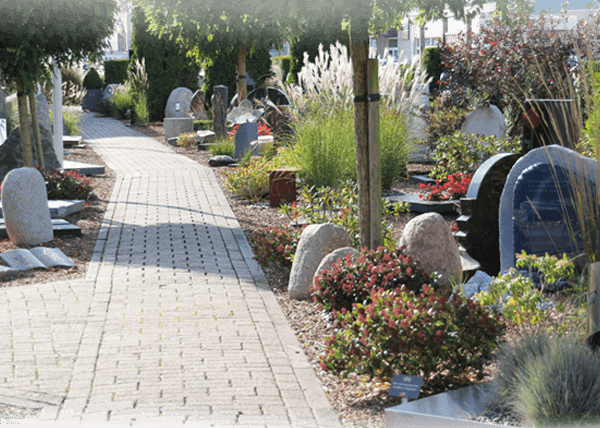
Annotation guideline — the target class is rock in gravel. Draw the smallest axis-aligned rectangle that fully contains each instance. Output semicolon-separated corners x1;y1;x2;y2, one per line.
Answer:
1;167;53;246
289;223;351;300
313;247;360;288
208;155;236;167
399;212;461;287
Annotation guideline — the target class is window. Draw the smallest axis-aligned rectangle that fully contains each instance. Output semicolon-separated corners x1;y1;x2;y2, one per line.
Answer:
389;39;398;48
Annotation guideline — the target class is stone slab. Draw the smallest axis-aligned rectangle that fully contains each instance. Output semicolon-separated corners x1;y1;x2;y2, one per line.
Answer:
385;193;460;214
0;219;81;239
63;135;83;147
0;247;74;271
409;175;437;185
62;161;105;175
0;200;86;219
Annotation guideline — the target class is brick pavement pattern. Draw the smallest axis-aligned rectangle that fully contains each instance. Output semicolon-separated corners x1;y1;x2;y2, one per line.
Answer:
0;114;340;427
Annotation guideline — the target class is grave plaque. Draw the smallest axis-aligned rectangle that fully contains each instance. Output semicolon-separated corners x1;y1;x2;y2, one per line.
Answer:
1;249;46;271
389;374;423;399
29;247;75;268
500;145;598;272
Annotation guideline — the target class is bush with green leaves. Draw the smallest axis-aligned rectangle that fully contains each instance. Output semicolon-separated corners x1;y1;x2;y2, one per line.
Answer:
271;55;292;82
223;155;288;202
320;285;504;394
104;59;129;85
280;180;407;249
194;120;213;131
428;131;521;180
63;111;81;136
495;332;600;425
380;107;412;188
312;246;438;313
422;47;442;95
109;88;134;119
34;167;93;200
208;140;234;157
426;98;469;145
82;67;104;90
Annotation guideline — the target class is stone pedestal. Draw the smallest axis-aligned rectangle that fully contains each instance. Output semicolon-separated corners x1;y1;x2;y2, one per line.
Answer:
164;118;194;140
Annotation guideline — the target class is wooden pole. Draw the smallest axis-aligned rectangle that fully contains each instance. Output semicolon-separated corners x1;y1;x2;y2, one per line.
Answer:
28;92;44;169
350;26;370;249
237;44;247;105
16;81;33;167
367;58;381;249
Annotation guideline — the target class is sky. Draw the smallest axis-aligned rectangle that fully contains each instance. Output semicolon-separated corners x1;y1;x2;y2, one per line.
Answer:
534;0;597;12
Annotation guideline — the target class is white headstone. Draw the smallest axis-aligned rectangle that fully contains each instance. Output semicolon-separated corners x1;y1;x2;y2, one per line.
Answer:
0;119;6;144
1;168;53;246
461;105;506;139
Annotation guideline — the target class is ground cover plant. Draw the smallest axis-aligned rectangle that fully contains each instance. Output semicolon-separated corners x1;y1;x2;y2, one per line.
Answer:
35;167;93;200
418;172;471;201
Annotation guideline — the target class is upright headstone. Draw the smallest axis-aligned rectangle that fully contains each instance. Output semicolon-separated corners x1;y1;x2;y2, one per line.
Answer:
234;122;258;159
522;99;577;153
165;87;194;118
1;168;53;246
461;105;506;140
456;153;521;276
212;85;228;139
189;90;209;120
499;145;597;273
34;93;52;133
0;119;6;144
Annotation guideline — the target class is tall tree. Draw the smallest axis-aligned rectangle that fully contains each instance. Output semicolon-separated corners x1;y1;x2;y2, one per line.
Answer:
138;0;293;104
0;0;117;166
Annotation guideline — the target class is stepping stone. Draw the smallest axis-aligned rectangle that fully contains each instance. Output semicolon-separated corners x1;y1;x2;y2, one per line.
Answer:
63;161;105;175
385;193;460;214
0;200;87;219
0;219;81;239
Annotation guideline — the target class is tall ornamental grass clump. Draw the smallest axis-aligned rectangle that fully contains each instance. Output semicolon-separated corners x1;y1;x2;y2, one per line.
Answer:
280;42;427;189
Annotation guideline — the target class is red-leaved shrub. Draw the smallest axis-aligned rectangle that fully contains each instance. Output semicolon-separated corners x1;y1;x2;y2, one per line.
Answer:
249;226;304;270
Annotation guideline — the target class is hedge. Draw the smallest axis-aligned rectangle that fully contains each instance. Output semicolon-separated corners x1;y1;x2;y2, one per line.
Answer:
104;59;129;85
271;55;292;83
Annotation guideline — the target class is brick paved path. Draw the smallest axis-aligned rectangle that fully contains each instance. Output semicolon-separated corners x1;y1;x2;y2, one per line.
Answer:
0;114;340;427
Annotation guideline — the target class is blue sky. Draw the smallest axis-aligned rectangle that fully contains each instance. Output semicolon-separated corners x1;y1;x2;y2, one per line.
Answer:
534;0;597;12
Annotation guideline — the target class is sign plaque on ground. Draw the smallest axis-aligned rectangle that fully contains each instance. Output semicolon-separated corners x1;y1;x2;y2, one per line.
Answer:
389;374;423;399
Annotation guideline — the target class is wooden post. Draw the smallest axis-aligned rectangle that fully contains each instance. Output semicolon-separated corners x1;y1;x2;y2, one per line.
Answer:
367;59;381;249
28;92;44;169
351;28;370;249
212;85;228;140
16;81;33;167
237;44;247;105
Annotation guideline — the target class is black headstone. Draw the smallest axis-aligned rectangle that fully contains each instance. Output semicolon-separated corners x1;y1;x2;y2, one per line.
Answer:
456;153;521;276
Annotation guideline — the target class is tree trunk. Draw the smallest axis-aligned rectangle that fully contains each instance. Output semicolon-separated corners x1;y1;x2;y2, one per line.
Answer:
237;44;247;104
350;25;370;249
16;81;33;167
28;92;44;169
367;59;381;249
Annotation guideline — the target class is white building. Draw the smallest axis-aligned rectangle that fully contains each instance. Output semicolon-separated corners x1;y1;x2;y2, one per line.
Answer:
103;0;133;61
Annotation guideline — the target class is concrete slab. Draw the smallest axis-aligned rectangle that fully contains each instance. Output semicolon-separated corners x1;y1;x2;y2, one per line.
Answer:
63;135;83;147
0;219;81;239
385;192;460;214
0;200;86;219
63;161;105;175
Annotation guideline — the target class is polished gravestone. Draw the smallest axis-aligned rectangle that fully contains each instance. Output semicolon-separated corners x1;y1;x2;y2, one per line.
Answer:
456;153;521;276
499;146;597;273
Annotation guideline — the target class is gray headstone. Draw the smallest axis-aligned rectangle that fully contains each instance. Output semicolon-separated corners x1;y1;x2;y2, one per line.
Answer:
29;247;75;268
461;105;506;140
0;126;61;182
103;83;122;101
499;146;597;273
34;93;52;133
1;168;53;246
212;85;228;139
165;87;194;118
163;117;194;140
234;122;258;159
0;119;6;144
0;249;46;271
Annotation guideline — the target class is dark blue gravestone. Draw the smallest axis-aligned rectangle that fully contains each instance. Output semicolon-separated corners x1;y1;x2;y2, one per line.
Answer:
234;121;258;160
512;163;587;258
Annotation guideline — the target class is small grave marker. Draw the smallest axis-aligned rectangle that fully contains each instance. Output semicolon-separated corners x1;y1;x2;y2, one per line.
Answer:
389;374;423;401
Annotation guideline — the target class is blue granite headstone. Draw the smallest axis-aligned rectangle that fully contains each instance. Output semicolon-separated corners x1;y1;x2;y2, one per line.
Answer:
234;121;258;159
500;146;599;272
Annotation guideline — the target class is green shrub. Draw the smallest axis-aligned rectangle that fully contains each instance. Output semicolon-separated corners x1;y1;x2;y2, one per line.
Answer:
496;332;600;425
426;99;469;144
223;155;288;201
208;140;234;157
249;225;305;270
34;167;93;200
104;59;129;85
132;92;149;123
285;107;355;188
428;131;521;180
320;285;504;393
82;67;104;90
282;181;407;249
380;107;411;188
194;120;213;131
422;47;442;95
312;246;437;313
271;55;292;82
110;89;133;119
63;110;81;136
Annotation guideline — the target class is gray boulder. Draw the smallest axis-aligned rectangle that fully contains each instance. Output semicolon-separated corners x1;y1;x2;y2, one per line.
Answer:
165;87;194;118
208;155;236;167
103;84;122;101
1;167;53;246
399;212;462;287
0;126;61;182
289;223;352;300
313;247;360;289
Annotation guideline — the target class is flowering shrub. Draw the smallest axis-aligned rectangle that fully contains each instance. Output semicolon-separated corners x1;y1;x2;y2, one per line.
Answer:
35;167;93;200
249;225;305;270
177;132;198;148
419;172;472;201
312;246;438;313
319;286;504;393
227;122;271;139
428;131;520;181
